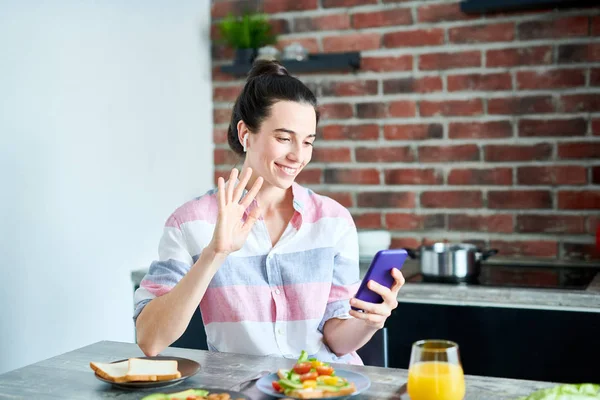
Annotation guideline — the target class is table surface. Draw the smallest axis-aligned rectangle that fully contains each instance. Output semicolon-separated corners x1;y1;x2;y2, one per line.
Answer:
0;341;558;399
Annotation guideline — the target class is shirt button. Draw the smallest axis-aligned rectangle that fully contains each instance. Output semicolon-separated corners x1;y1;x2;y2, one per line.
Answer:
275;289;281;295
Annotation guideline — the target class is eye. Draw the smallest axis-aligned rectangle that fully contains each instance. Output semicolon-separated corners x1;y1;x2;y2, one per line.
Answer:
277;137;291;143
304;141;314;147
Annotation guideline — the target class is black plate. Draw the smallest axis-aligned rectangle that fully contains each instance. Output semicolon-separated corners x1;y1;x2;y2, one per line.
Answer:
94;356;200;390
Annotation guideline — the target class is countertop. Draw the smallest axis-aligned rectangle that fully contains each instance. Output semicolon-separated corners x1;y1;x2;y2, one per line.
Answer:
0;340;559;399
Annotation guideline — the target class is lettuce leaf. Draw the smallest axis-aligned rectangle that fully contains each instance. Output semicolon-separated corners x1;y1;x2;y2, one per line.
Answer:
517;384;600;400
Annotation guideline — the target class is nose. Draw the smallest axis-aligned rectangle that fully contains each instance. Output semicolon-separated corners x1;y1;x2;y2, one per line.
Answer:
287;142;302;163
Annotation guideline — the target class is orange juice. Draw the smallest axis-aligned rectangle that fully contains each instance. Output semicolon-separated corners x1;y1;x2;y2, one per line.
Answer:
407;361;465;400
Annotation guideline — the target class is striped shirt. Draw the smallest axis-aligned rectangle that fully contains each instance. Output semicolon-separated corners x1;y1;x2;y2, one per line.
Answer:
133;182;363;364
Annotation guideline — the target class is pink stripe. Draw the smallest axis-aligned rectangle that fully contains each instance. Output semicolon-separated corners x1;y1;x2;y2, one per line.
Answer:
302;192;354;225
201;282;332;324
165;194;218;228
140;280;173;297
329;282;360;303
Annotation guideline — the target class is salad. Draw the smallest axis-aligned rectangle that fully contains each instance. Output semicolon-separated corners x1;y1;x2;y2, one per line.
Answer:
272;350;356;398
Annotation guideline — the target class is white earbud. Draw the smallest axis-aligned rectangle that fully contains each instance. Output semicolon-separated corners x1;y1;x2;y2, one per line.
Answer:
243;135;248;152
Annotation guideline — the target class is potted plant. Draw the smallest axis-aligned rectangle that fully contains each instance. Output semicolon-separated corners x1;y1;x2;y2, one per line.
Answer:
217;11;277;65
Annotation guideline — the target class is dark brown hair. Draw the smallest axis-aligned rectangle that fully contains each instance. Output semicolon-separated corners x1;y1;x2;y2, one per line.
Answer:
227;60;319;156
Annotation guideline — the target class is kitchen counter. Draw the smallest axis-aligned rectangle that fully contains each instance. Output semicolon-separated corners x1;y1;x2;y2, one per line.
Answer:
0;340;559;399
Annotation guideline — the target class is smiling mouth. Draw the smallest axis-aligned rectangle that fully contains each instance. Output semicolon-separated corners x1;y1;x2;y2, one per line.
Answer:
275;163;300;176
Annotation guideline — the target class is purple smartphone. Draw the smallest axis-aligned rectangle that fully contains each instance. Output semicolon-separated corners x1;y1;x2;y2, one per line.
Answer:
351;249;408;311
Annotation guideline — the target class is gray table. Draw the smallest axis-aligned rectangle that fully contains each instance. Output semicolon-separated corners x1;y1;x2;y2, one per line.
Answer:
0;341;557;399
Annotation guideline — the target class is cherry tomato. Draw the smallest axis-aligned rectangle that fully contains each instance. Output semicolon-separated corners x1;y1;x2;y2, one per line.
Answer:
299;371;319;382
293;362;312;375
316;365;334;376
272;381;282;392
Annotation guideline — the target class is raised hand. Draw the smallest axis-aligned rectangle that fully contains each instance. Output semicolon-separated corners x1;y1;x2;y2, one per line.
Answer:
207;167;263;256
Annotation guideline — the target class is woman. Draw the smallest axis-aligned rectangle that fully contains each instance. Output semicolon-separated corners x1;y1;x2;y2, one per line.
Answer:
134;60;405;364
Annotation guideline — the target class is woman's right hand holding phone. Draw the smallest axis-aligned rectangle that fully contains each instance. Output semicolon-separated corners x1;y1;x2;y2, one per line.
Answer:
207;167;263;256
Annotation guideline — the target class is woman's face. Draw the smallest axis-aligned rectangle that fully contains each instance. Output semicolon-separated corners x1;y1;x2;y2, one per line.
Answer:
243;100;316;189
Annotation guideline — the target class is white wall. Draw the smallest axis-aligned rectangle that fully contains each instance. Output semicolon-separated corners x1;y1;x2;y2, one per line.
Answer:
0;0;213;374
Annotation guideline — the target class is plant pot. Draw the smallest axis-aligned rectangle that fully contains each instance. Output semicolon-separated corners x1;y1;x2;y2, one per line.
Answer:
235;48;257;65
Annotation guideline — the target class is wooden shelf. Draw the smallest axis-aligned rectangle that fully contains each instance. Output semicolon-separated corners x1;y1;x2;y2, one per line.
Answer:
220;52;360;77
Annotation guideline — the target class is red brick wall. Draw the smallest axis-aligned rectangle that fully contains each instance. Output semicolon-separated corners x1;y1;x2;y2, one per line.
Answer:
211;0;600;261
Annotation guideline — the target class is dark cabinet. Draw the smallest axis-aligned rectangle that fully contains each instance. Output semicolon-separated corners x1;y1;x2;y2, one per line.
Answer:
385;302;600;383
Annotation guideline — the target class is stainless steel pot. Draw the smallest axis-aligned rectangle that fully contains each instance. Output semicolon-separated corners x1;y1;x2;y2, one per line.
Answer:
406;243;498;283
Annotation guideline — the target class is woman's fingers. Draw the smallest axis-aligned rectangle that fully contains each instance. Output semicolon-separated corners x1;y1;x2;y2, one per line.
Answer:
240;176;264;209
217;177;226;209
232;167;252;203
226;168;239;203
390;269;406;293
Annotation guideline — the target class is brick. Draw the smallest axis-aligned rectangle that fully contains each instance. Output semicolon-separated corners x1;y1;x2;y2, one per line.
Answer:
518;166;588;185
294;14;350;32
516;215;586;234
352;9;412;29
592;166;600;186
320;124;379;141
213;128;228;144
486;46;552;67
449;23;515;44
383;77;443;94
361;55;413;72
357;102;387;119
213;108;232;124
319;103;353;119
295;169;322;184
449;121;512;139
324;168;380;185
562;242;600;261
276;38;320;54
421;191;483;208
323;0;377;7
419;145;480;162
385;168;443;185
211;44;234;61
488;190;552;209
488;96;554;115
517;69;585;90
383;29;445;48
593;15;600;35
449;214;513;233
485;144;552;162
420;99;483;117
353;213;383;229
214;169;229;184
322;80;378;97
558;191;600;210
323;33;381;52
213;85;243;102
356;147;415;163
320;191;353;208
591;69;600;86
357;192;416;208
557;43;600;63
269;19;291;35
419;51;481;70
214;148;240;165
558;142;600;159
390;237;421;250
489;240;557;258
518;16;589;40
448;168;512;185
417;2;472;23
211;0;243;19
560;94;600;113
447;73;512;91
263;0;318;13
590;216;600;234
311;147;351;163
519;118;587;137
389;101;418;117
593;119;600;136
212;65;238;82
384;124;443;141
386;213;445;230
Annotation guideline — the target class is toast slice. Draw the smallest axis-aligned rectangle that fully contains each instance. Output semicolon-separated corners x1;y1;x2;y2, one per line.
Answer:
90;360;129;383
124;358;181;382
286;383;357;399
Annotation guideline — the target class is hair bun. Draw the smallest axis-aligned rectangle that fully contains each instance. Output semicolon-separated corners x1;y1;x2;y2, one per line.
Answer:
247;59;289;79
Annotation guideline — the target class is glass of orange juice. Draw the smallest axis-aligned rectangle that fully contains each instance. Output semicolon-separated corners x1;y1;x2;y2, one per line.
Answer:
407;339;466;400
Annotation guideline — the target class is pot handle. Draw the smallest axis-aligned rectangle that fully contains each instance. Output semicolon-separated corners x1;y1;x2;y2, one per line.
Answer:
480;249;499;261
405;248;420;259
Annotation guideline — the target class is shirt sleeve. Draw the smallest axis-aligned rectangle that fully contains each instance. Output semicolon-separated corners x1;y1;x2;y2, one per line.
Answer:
318;220;361;333
133;214;193;323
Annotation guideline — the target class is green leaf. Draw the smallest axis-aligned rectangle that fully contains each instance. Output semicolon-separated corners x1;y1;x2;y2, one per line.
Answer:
216;11;277;50
517;384;600;400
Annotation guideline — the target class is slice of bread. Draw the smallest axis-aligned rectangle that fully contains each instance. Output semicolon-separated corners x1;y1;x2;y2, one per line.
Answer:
287;383;357;399
124;358;181;382
90;360;129;383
